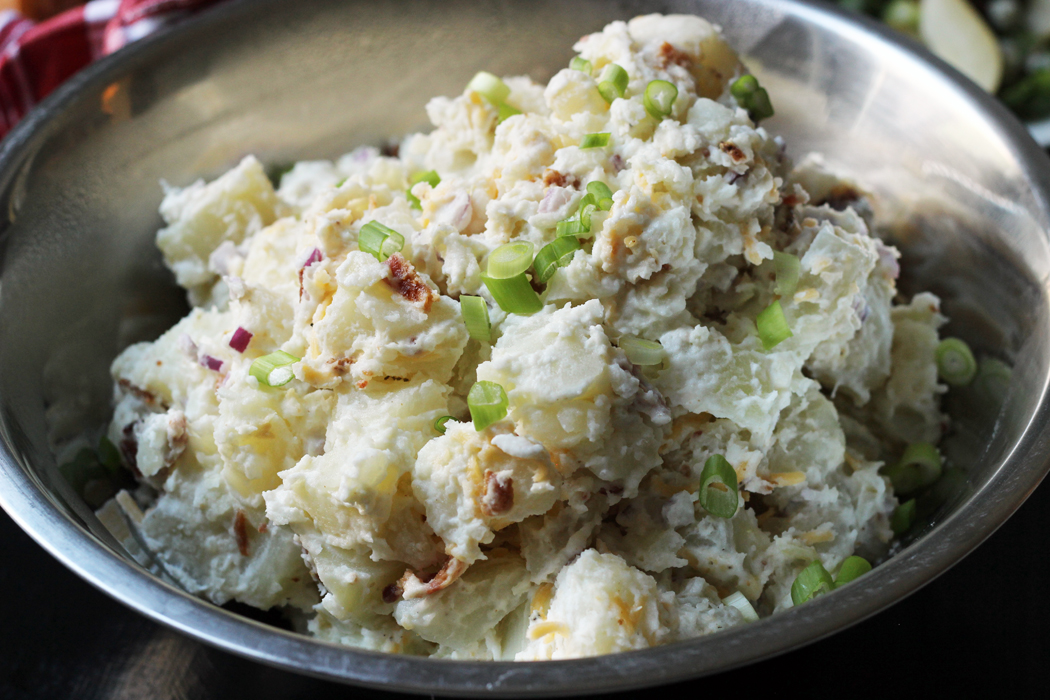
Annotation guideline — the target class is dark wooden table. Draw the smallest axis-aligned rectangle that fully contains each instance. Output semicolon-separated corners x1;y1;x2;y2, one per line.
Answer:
2;478;1048;699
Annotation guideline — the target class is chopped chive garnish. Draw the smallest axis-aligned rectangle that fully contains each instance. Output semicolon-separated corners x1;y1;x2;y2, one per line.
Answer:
891;498;917;536
467;71;511;106
722;591;759;622
597;63;628;103
468;380;509;431
643;80;678;119
434;415;454;434
936;338;977;387
534;236;581;283
570;56;592;74
359;221;405;262
773;251;800;297
757;300;792;350
884;442;942;496
498;103;521;123
460;295;492;342
791;560;834;605
698;454;739;519
833;556;871;588
249;350;300;388
487;242;535;279
620;335;666;367
580;132;611;149
586;181;613;202
481;274;543;314
730;74;775;122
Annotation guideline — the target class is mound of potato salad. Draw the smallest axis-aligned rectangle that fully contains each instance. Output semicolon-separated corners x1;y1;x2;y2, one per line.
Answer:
98;14;953;660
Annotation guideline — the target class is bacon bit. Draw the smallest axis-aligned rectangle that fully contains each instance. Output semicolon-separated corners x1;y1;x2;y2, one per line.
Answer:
233;510;250;556
117;379;159;408
325;356;354;376
119;422;139;474
782;194;801;207
384;253;435;312
400;557;469;599
542;169;577;188
155;360;162;366
481;471;514;517
719;142;746;163
165;412;188;468
257;521;269;534
824;184;861;211
381;141;400;158
382;582;403;603
357;380;369;389
610;154;625;173
658;41;692;68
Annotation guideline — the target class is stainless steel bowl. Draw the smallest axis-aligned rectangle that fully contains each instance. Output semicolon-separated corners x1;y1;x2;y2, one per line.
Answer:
1;0;1048;695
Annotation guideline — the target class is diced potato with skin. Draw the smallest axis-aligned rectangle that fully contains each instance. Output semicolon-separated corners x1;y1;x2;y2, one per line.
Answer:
290;250;468;388
394;551;532;649
413;421;561;565
264;379;449;571
517;550;669;660
157;156;279;303
139;452;317;612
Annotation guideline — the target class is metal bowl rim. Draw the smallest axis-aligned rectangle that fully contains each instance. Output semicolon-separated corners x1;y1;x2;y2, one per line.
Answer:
1;0;1049;695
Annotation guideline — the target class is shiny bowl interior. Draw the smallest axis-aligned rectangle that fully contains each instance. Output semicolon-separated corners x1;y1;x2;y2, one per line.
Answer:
1;0;1049;695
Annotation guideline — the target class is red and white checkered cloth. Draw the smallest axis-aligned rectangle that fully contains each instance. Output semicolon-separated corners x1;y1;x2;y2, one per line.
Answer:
0;0;220;138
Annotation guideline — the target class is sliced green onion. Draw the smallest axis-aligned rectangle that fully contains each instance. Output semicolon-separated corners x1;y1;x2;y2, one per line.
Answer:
434;415;454;434
598;197;613;211
481;273;543;314
698;454;739;519
487;242;535;279
580;132;610;149
556;217;588;237
570;56;592;74
773;251;800;297
586;181;613;202
757;300;793;350
98;435;122;476
597;63;628;103
498;103;521;123
722;591;759;622
884;442;942;496
620;335;666;366
791;560;834;606
730;74;775;122
359;221;405;262
335;177;347;188
891;498;917;536
833;556;871;588
936;338;977;387
249;350;300;388
534;236;581;283
467;71;511;106
460;295;491;342
643;80;678;119
468;380;509;431
975;357;1012;403
408;171;440;209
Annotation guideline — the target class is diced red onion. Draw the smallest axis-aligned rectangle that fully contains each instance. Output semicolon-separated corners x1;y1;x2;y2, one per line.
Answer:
611;154;625;172
200;355;224;372
229;327;253;353
177;334;198;360
436;192;473;232
301;247;323;269
727;170;745;185
877;243;900;280
539;186;573;214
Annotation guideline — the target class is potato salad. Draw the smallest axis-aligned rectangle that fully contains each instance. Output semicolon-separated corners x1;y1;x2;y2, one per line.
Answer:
98;14;953;660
